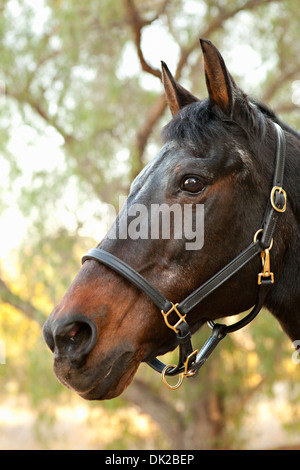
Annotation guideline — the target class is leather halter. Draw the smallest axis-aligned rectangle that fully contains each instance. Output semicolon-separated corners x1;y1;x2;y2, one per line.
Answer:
82;123;287;390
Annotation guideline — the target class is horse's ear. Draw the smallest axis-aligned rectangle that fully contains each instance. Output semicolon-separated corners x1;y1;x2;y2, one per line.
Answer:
161;61;199;116
200;39;237;116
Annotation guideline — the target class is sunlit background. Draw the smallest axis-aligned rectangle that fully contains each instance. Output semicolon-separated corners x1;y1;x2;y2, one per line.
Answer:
0;0;300;450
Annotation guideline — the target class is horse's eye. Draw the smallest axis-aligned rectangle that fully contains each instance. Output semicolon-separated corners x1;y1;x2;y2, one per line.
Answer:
181;176;205;194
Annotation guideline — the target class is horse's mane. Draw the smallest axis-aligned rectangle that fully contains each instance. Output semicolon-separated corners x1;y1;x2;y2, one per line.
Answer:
162;94;300;149
161;99;222;149
252;99;300;141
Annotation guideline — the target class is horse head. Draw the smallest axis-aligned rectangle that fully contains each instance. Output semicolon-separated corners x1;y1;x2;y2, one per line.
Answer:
43;40;297;400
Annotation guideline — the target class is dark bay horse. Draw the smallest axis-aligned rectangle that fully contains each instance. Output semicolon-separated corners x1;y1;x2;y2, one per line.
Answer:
43;39;300;400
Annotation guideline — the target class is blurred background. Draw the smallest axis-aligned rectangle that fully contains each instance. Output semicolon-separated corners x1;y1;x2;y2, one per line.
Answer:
0;0;300;450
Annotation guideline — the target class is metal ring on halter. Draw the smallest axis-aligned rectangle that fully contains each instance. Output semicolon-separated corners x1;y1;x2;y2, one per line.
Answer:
161;365;184;390
253;228;273;250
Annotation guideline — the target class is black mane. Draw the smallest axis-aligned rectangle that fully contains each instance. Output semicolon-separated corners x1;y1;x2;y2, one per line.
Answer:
252;99;300;141
161;99;222;148
162;94;300;149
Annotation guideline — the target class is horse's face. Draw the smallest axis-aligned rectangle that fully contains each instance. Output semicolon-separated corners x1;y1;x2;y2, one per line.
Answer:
43;40;272;400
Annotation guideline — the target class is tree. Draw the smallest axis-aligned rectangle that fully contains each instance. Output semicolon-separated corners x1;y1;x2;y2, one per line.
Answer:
1;0;300;449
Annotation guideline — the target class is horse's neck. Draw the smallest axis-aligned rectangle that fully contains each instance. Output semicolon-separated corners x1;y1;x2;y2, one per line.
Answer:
265;128;300;342
266;218;300;342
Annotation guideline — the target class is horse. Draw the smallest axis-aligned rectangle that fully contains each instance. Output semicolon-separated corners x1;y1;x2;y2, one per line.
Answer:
43;39;300;400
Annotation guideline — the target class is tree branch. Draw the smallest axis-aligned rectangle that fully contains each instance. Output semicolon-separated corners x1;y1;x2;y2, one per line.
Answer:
0;278;45;326
274;103;300;114
262;65;300;104
3;88;128;204
123;0;162;78
3;86;74;144
123;373;185;448
127;0;280;174
176;0;280;78
134;94;166;171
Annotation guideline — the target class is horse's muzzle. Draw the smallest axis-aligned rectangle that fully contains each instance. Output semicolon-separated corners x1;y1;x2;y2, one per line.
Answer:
43;314;98;367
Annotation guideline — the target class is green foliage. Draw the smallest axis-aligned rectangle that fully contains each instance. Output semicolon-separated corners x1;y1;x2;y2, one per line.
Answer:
1;0;300;450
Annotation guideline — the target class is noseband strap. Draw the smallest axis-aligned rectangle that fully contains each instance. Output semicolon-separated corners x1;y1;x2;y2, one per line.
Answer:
82;123;287;389
82;248;173;313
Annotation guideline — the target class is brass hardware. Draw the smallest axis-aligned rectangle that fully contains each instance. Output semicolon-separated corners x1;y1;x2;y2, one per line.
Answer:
253;229;274;284
161;302;186;333
257;236;274;285
183;349;199;377
253;229;273;251
258;248;274;284
162;365;184;390
270;186;287;213
253;228;263;243
161;349;199;389
253;228;274;285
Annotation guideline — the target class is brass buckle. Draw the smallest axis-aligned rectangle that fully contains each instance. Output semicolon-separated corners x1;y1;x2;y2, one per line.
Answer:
161;302;186;333
270;186;287;213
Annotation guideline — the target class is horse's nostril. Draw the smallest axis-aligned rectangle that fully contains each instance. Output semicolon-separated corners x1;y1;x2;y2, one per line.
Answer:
59;321;93;351
69;323;81;341
44;315;98;365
